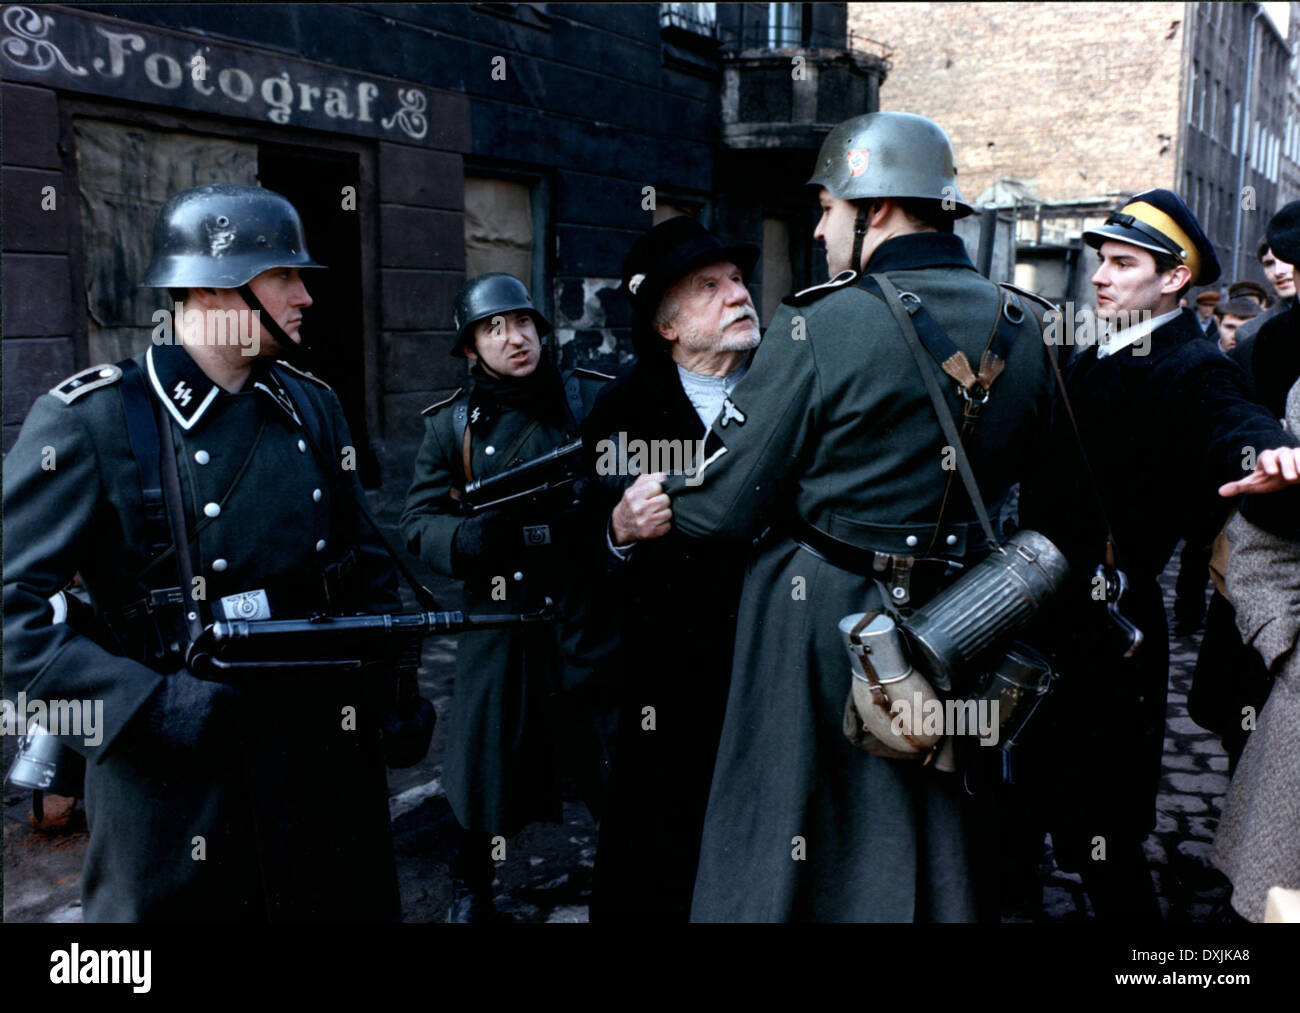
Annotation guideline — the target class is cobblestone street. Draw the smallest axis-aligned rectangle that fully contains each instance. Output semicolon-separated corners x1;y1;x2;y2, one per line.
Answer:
1027;564;1236;924
2;530;1240;923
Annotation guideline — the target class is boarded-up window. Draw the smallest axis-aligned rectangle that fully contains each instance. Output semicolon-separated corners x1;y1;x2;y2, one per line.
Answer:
464;177;533;281
761;217;792;326
653;200;695;225
74;119;258;365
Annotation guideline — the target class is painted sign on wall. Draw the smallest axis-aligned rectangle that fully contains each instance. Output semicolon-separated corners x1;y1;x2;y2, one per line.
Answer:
1;4;432;144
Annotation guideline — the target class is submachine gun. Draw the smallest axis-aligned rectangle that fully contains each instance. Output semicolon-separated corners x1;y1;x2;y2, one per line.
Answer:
185;598;555;770
457;439;585;514
186;599;555;680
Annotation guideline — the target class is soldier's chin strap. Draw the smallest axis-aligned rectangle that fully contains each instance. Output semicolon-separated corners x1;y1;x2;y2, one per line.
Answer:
236;283;310;368
851;207;869;275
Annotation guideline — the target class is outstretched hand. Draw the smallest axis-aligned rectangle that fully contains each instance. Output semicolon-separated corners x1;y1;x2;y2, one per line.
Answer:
1219;446;1300;497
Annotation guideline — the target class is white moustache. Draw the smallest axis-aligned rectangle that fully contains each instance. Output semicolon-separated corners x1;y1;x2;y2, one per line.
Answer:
723;307;758;328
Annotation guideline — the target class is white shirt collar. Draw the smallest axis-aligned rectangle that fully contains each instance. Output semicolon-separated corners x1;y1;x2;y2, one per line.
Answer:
1096;307;1182;358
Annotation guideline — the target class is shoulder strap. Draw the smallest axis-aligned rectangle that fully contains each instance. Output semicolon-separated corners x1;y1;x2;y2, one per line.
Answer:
1003;292;1126;571
858;274;1018;397
117;359;170;558
449;398;472;483
563;370;585;429
452;399;469;443
152;387;204;643
870;273;1002;553
275;368;333;459
1042;338;1124;571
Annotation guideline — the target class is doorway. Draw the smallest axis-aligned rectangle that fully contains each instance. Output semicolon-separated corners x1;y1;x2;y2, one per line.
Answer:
258;144;379;486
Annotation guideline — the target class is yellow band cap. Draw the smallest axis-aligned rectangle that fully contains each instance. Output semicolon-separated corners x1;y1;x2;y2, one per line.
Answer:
1125;200;1201;284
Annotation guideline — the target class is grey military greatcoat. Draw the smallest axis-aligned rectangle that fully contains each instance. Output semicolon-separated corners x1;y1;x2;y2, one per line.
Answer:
662;232;1051;922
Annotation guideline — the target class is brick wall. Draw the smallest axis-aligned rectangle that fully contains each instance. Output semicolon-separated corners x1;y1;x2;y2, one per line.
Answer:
2;83;79;453
849;1;1186;203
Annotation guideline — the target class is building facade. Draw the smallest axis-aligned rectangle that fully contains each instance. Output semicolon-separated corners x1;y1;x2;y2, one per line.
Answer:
1280;1;1300;208
1;2;888;474
850;1;1295;301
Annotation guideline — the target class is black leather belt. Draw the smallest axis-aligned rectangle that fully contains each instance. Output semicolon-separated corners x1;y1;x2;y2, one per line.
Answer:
789;514;883;577
788;514;970;607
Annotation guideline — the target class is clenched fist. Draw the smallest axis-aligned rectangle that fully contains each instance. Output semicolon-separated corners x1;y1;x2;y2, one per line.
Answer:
611;472;672;545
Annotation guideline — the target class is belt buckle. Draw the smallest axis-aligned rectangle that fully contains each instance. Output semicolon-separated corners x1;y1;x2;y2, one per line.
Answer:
523;524;552;547
217;589;272;621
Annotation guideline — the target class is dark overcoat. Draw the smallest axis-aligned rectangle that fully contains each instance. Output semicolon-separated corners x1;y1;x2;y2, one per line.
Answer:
3;342;403;921
662;233;1052;922
581;348;747;922
399;364;608;837
1018;307;1299;863
1232;302;1300;419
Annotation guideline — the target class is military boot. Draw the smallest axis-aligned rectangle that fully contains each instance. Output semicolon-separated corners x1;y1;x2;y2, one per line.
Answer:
446;875;495;923
447;825;496;922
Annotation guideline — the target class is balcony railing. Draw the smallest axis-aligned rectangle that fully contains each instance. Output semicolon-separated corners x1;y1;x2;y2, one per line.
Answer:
719;24;891;64
659;3;717;38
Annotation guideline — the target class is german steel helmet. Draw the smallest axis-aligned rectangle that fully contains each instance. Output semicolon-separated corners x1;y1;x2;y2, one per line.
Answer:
450;272;553;357
807;112;974;217
139;183;325;289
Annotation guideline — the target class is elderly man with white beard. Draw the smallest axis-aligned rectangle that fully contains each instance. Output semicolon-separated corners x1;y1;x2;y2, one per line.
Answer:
582;216;762;921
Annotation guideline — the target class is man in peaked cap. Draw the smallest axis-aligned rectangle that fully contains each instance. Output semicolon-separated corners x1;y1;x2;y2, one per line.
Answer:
582;216;761;921
3;183;405;921
1018;188;1300;921
1194;290;1221;342
649;113;1055;922
1227;280;1269;310
1215;297;1261;353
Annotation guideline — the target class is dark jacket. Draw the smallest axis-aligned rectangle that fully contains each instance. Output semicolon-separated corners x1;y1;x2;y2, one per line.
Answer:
1231;302;1300;420
1019;307;1298;857
3;343;402;921
1228;297;1292;398
582;348;747;922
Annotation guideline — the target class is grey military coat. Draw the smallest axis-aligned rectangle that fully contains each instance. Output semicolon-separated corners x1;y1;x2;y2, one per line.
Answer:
662;233;1051;922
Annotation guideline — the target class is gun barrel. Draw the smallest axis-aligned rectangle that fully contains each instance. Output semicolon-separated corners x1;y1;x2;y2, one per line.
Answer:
188;600;555;675
462;439;583;511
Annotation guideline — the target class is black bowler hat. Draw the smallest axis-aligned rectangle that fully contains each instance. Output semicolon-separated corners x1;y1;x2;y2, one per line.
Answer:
1266;200;1300;265
1084;188;1221;286
621;216;759;351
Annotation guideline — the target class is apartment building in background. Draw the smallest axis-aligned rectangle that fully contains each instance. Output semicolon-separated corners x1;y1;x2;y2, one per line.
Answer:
851;1;1297;306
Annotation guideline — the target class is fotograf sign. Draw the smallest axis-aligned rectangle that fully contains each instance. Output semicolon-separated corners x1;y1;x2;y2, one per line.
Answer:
1;5;432;144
